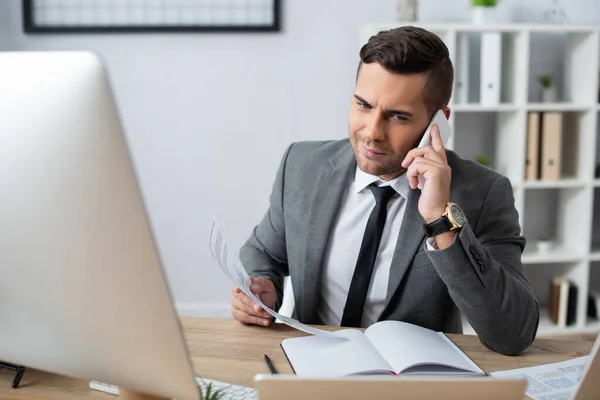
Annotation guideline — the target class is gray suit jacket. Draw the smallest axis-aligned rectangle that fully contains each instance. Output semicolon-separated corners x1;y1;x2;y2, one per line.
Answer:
240;139;539;356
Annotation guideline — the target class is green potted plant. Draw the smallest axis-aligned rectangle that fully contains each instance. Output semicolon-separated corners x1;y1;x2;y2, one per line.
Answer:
537;74;557;103
471;0;500;24
537;235;553;253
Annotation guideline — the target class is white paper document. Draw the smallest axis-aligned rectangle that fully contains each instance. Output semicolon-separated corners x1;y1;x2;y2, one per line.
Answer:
490;356;588;400
208;217;336;337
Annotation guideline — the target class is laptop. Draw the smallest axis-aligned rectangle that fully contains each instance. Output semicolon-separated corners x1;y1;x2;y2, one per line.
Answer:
254;375;527;400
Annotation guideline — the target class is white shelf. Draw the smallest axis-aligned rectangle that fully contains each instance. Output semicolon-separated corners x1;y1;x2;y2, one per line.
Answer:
522;246;583;264
463;313;600;336
526;103;593;112
451;103;519;112
537;313;600;336
519;179;587;189
589;251;600;262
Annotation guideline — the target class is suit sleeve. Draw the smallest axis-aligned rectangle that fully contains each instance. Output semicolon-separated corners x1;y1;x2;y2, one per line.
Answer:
239;143;295;312
425;175;540;356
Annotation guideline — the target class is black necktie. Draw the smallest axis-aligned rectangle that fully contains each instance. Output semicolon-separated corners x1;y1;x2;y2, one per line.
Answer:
341;184;397;327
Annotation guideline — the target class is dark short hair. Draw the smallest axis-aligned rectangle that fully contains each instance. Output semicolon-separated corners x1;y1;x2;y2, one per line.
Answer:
358;26;454;115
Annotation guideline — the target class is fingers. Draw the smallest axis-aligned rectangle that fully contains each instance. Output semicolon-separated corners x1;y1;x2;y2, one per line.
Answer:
402;125;447;169
234;291;271;317
430;124;448;161
230;278;276;326
232;308;272;326
230;286;272;327
402;145;444;170
405;157;444;190
406;156;425;189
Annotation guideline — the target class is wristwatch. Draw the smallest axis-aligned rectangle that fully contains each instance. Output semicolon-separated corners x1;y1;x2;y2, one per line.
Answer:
423;202;467;237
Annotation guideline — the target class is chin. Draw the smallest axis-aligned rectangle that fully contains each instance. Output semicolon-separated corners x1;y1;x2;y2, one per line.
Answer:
356;158;384;176
357;158;404;179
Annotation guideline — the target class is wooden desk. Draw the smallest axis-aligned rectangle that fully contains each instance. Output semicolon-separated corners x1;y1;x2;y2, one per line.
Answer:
0;317;593;399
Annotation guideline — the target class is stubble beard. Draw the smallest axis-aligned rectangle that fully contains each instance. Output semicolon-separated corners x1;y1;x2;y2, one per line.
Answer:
351;137;407;178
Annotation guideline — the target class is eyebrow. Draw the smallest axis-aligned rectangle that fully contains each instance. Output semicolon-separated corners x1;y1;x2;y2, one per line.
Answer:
353;94;414;118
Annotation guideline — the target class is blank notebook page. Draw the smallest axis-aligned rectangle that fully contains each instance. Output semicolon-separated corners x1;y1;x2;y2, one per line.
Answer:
281;329;393;377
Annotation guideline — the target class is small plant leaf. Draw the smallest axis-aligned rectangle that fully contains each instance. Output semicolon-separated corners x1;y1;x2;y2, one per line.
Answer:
537;74;553;88
472;0;499;6
199;380;226;400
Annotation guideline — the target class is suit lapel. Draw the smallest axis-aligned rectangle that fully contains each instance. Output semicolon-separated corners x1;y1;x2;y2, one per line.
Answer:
382;188;425;315
298;147;355;323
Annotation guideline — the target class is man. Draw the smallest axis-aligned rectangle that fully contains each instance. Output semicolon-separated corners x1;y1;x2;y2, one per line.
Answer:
230;26;539;356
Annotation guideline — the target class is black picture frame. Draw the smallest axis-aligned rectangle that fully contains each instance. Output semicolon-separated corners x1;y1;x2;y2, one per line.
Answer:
22;0;281;34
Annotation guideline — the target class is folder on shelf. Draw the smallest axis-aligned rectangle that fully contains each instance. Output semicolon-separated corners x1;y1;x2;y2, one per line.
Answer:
455;33;470;104
549;277;577;327
525;112;541;181
480;32;502;105
540;112;563;181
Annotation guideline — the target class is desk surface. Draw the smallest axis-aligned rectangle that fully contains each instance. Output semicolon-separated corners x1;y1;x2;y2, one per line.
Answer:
0;317;593;399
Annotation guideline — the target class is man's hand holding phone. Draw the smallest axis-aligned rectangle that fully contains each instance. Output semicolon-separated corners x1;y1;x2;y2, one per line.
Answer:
402;122;452;227
230;276;277;326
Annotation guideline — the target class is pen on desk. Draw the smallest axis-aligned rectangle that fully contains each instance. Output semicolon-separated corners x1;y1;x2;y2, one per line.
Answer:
264;354;278;374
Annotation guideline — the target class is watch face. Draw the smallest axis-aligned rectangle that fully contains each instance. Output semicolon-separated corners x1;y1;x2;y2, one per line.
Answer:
449;204;467;226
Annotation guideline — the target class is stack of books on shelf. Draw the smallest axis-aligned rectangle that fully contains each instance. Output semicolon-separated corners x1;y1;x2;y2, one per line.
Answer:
548;277;577;327
525;112;563;181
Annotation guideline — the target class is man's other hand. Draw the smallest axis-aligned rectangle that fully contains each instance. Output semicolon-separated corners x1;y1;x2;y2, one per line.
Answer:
230;277;277;326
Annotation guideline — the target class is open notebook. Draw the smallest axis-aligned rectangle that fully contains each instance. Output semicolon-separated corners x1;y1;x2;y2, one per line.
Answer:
281;320;485;378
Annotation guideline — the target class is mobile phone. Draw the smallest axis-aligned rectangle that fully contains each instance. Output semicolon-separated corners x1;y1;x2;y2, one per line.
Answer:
415;109;453;189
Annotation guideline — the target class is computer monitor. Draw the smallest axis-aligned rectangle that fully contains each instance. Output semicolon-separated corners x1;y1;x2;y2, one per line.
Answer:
0;51;200;400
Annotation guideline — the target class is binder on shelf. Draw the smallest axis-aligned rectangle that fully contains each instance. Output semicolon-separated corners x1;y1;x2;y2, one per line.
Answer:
525;112;541;181
480;32;502;105
540;112;563;181
455;33;470;104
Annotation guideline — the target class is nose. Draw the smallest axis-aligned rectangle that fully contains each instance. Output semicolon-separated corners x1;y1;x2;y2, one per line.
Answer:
363;111;385;141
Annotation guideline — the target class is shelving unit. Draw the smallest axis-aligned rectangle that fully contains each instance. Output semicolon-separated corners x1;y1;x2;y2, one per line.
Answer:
360;22;600;336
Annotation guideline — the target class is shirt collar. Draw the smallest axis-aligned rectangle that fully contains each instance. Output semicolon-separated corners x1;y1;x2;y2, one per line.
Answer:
354;166;411;199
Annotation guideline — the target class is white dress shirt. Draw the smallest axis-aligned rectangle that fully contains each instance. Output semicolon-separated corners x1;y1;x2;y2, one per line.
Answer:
317;167;412;327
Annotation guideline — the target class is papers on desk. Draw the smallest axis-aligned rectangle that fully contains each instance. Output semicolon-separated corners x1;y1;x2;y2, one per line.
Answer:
490;356;588;400
209;217;335;337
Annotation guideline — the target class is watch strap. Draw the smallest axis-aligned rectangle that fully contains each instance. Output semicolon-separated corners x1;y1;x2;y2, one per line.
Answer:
423;215;452;237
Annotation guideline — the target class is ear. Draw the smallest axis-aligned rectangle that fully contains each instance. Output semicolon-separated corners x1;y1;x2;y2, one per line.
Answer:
442;106;451;120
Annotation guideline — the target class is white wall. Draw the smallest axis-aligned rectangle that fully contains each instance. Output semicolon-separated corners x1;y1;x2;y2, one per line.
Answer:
0;0;16;50
2;0;599;317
